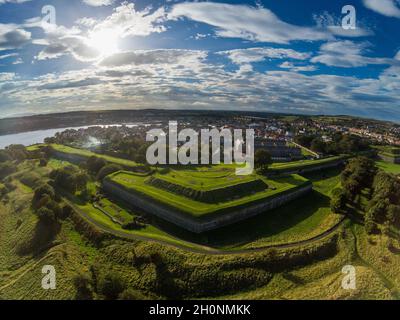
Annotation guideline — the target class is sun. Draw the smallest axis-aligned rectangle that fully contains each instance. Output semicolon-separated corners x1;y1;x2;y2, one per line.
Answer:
87;28;120;57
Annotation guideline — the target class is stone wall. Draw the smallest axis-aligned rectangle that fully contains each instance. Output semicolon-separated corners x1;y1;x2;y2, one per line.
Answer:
52;150;88;165
103;179;313;233
268;158;345;176
379;154;400;164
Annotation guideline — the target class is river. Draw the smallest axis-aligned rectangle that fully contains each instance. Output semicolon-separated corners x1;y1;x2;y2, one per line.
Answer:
0;123;148;149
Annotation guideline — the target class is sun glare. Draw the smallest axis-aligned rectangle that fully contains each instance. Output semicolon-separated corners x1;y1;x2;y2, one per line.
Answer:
88;28;120;57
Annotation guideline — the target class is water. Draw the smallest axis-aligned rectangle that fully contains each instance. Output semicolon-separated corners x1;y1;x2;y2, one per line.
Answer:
0;123;147;149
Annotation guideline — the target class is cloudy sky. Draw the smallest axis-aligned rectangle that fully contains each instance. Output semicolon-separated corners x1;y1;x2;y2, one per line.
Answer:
0;0;399;121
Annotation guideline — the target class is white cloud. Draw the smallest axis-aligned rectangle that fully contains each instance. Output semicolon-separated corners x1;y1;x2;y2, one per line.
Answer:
93;2;167;38
34;3;168;62
75;17;98;28
169;2;331;44
219;47;311;65
99;49;207;67
0;23;31;50
279;61;316;72
311;40;395;67
363;0;400;18
12;57;23;64
313;11;373;38
0;0;31;4
0;52;18;60
82;0;114;6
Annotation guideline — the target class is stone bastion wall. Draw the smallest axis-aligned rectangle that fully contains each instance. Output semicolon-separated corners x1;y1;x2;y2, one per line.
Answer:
102;179;313;233
269;158;345;176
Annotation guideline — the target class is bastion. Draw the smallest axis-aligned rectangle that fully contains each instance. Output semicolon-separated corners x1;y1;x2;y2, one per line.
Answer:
102;170;312;233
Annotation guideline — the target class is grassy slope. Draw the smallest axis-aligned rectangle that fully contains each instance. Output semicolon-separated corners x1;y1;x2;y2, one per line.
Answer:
376;161;400;174
269;156;343;170
152;169;257;190
50;144;140;168
2;160;400;299
204;168;343;249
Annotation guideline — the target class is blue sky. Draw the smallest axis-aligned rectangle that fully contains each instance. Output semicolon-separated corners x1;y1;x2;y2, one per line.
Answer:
0;0;399;121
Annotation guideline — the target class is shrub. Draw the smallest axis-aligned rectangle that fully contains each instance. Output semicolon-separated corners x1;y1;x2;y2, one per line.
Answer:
73;272;93;300
87;156;107;175
119;288;148;300
98;272;125;300
0;162;16;180
32;184;55;208
122;219;146;230
330;188;347;214
255;149;272;169
37;207;56;224
97;164;122;181
365;220;379;235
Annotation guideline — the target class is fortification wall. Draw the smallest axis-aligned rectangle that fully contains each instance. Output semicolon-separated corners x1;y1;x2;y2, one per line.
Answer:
52;150;88;165
379;154;400;164
102;179;312;233
269;159;345;176
51;149;146;171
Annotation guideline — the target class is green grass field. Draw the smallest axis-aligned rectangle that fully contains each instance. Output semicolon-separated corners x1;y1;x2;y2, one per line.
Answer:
106;170;309;218
376;161;400;174
269;156;344;172
152;168;256;191
50;144;141;168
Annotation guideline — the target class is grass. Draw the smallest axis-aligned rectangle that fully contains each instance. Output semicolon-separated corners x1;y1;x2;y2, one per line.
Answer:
107;170;309;218
201;168;343;249
269;156;344;172
4;155;400;299
153;168;257;191
50;144;141;168
376;161;400;174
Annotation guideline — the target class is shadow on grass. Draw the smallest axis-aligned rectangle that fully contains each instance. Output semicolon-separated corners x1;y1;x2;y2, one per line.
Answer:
17;220;60;256
147;190;332;249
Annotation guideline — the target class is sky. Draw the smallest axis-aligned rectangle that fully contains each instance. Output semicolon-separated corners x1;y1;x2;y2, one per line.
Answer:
0;0;399;121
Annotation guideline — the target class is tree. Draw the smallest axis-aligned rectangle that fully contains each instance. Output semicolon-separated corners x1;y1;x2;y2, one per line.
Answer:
294;135;316;148
0;162;16;179
96;164;122;180
119;288;148;300
87;156;107;175
310;138;326;154
5;144;27;162
32;184;55;208
254;149;272;169
98;272;125;300
37;207;56;225
330;188;347;214
0;150;10;163
73;272;93;300
75;172;89;192
387;205;400;228
341;157;377;203
365;220;379;235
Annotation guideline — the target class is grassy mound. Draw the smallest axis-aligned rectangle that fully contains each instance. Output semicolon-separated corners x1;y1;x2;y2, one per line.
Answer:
49;144;144;170
147;175;268;203
105;170;309;218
